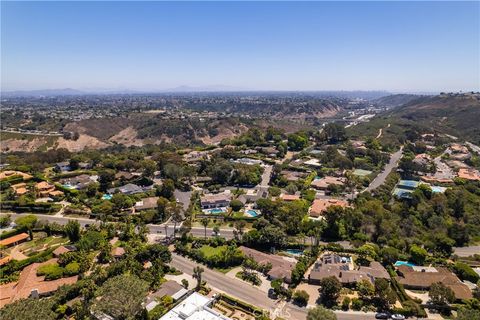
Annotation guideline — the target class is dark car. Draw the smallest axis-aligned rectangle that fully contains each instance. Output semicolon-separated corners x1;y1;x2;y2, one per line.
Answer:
375;313;390;319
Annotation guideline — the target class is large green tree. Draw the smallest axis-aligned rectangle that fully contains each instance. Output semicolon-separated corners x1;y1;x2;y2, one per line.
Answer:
64;220;81;243
318;276;342;306
92;274;148;320
306;305;337;320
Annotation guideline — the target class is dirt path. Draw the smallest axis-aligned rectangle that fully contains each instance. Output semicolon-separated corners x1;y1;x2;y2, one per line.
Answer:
376;123;390;139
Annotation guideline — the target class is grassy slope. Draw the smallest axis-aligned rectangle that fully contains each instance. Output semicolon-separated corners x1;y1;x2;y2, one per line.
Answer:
348;95;480;145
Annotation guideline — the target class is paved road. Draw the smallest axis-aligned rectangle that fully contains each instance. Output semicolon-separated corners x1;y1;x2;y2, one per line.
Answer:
259;164;273;187
366;147;403;192
170;253;376;320
4;213;235;239
466;142;480;155
453;245;480;257
1;129;62;137
174;189;192;211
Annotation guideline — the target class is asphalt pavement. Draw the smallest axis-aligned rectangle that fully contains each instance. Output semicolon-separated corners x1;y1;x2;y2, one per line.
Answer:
366;147;403;192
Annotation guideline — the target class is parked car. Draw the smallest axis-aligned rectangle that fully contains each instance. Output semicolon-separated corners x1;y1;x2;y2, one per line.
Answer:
391;314;406;320
375;313;390;319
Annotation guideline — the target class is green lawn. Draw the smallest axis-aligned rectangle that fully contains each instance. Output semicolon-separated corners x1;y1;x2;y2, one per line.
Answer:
198;245;227;258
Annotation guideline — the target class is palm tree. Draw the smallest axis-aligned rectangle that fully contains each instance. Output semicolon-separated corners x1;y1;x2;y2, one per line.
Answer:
193;266;204;290
201;218;209;239
234;221;246;240
168;202;183;237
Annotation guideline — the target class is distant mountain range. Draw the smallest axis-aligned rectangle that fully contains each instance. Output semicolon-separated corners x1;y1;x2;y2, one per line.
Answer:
2;87;393;99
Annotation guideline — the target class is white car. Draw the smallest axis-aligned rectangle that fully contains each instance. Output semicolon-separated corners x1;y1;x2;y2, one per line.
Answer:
391;314;406;320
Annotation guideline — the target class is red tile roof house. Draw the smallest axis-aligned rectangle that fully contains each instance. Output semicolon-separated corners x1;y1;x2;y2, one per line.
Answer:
0;258;78;308
0;233;30;248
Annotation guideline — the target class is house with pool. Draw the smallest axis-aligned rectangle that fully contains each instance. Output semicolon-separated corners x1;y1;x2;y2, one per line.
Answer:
201;190;232;214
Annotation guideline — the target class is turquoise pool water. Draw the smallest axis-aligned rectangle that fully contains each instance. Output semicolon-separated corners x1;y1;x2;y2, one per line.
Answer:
394;261;415;267
207;208;226;214
102;194;113;200
246;209;259;217
284;249;304;256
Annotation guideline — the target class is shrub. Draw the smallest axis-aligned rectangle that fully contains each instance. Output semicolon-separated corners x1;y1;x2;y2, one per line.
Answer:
351;298;363;311
341;296;351;311
37;263;64;280
64;262;80;276
453;262;480;283
293;290;309;306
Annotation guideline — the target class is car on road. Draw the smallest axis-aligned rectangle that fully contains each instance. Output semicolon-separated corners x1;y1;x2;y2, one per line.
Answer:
375;313;390;319
391;314;406;320
211;231;220;236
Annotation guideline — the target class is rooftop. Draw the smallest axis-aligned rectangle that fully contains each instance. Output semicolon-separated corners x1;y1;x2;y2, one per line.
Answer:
309;198;348;218
160;292;230;320
0;258;78;308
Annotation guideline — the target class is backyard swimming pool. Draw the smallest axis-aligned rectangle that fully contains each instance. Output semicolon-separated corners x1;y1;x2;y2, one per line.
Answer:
394;261;416;267
245;209;259;217
206;208;227;214
102;194;113;200
284;249;304;256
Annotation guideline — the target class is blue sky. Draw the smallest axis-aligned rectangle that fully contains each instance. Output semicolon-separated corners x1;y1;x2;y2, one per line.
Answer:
1;1;479;92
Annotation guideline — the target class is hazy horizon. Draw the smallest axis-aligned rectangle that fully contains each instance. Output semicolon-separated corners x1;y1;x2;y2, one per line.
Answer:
2;1;479;92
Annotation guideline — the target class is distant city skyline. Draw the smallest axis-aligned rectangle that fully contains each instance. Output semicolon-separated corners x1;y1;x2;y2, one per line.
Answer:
1;1;479;92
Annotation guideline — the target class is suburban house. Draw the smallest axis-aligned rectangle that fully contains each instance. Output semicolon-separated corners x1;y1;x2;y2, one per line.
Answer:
413;153;432;166
200;191;232;209
303;159;322;168
107;183;144;195
10;183;28;196
115;171;137;181
35;181;64;198
52;245;77;258
55;162;71;172
308;253;389;286
0;170;33;181
0;258;78;308
135;197;159;211
457;168;480;181
396;265;472;301
239;246;296;283
60;174;97;190
308;198;349;218
159;292;230;320
280;170;307;182
280;194;301;202
311;176;345;190
0;233;30;248
144;280;188;312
